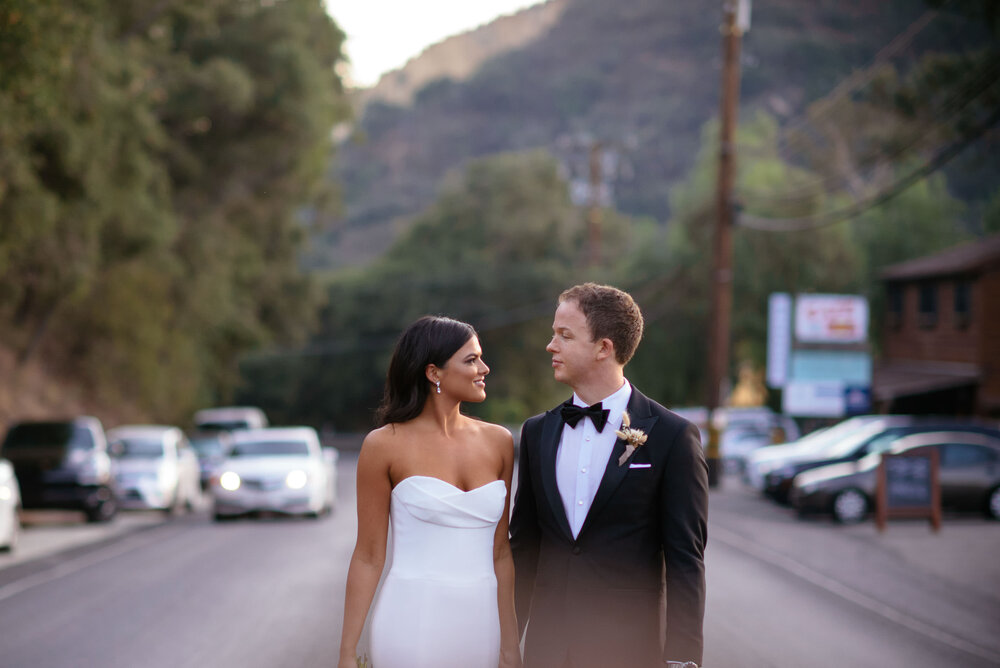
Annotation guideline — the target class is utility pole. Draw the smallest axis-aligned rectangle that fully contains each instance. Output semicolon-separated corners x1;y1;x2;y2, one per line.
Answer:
587;141;604;266
706;0;747;487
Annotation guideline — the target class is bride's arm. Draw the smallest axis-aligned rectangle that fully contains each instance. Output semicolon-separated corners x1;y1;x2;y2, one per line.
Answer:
338;431;392;668
492;428;522;668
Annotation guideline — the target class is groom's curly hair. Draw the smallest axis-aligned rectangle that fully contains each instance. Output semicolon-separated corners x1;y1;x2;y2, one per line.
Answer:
559;283;644;365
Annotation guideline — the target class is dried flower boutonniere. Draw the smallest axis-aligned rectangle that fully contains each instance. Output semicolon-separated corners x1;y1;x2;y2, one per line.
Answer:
616;411;648;466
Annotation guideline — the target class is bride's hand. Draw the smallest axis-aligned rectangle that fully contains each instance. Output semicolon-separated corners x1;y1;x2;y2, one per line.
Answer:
500;645;523;668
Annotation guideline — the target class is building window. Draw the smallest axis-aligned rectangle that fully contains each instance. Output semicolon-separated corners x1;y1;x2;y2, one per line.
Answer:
887;283;904;330
918;282;937;329
954;279;971;329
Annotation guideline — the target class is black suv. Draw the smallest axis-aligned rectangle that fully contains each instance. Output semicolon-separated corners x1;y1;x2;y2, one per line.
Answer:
1;417;119;522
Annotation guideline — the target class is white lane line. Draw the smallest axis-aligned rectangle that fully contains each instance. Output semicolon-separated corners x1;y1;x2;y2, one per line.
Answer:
711;525;1000;665
0;528;168;602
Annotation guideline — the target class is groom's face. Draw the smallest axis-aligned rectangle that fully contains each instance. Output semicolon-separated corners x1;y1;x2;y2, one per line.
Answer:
546;299;600;388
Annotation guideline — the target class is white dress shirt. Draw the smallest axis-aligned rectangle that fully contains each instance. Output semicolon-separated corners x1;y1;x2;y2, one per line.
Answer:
555;380;632;539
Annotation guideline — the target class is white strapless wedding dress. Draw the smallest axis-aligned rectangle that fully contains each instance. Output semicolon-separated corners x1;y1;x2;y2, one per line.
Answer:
370;475;506;668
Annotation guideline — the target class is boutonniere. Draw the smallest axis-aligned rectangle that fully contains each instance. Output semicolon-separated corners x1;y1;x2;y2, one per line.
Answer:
616;411;648;466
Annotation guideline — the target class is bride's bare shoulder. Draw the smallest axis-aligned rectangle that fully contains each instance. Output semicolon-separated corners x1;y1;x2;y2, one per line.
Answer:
472;420;513;449
361;424;407;455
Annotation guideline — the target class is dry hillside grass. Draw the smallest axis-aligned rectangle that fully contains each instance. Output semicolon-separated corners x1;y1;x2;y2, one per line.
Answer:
0;344;147;435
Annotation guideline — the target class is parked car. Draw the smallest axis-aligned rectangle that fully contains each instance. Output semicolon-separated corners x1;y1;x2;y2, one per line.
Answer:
790;431;1000;523
188;431;233;490
193;406;268;432
673;405;800;472
107;426;201;514
759;416;1000;503
210;427;334;520
0;458;21;551
744;415;886;491
0;418;119;522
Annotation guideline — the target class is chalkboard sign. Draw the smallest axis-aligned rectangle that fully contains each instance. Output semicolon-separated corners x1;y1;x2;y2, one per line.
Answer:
885;456;932;508
876;448;941;532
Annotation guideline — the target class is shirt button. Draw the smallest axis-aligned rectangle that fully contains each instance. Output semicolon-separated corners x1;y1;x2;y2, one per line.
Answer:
572;546;582;555
577;500;584;506
581;467;587;473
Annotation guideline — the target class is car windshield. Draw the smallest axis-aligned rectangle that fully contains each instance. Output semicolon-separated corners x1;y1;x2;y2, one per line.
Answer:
189;437;225;457
197;420;251;432
230;440;309;457
116;438;165;459
2;423;94;452
759;419;861;458
820;420;895;458
863;431;907;457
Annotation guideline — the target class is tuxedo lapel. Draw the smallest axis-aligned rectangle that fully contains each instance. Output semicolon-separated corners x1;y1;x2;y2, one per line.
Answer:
579;390;659;538
539;406;574;541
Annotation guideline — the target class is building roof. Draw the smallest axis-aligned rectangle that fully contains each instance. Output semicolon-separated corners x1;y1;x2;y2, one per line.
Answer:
881;234;1000;281
872;360;981;401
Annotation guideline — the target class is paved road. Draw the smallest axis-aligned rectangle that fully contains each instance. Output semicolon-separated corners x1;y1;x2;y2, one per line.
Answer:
705;478;1000;667
0;462;358;668
0;455;998;667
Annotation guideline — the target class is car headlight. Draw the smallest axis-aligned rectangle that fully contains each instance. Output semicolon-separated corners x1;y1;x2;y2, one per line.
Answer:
219;471;241;491
285;470;308;490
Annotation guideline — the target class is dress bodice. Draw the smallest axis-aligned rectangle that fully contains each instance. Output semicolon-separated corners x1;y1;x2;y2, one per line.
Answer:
387;476;506;581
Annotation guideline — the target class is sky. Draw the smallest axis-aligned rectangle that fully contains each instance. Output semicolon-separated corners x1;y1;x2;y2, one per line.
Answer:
325;0;543;87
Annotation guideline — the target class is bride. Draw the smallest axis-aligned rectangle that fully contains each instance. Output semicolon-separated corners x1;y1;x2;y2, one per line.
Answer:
338;316;521;668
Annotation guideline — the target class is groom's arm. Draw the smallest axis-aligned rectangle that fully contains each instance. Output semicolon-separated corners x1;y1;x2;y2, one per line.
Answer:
659;419;709;665
509;419;541;639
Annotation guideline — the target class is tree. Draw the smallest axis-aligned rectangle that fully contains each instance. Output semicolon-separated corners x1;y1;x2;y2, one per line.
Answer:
241;150;623;429
0;0;350;420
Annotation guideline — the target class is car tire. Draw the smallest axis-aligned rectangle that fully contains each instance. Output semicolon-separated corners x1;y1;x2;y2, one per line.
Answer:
86;490;118;523
832;488;868;524
163;490;180;516
987;486;1000;520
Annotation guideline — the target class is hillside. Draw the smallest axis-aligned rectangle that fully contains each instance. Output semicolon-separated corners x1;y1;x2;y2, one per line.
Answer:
0;345;149;436
308;0;994;270
357;0;569;110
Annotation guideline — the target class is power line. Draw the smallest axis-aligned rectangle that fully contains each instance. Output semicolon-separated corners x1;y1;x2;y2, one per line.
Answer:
738;48;1000;207
737;101;1000;232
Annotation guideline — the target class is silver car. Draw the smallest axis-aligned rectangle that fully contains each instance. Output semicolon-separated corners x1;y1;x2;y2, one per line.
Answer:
109;426;201;514
0;459;20;551
791;431;1000;524
210;427;334;520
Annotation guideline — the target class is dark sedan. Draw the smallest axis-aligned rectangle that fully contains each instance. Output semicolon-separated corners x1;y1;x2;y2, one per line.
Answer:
762;416;1000;503
790;431;1000;523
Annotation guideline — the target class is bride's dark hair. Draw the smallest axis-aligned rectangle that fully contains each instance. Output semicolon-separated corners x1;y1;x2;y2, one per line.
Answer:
375;315;477;426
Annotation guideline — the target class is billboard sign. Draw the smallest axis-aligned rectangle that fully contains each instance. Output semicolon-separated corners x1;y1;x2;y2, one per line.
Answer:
794;294;868;344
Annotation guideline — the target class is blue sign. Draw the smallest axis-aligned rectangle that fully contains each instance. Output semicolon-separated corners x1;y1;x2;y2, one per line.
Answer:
843;385;871;415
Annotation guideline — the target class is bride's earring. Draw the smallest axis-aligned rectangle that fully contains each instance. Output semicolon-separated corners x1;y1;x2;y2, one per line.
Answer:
435;380;441;394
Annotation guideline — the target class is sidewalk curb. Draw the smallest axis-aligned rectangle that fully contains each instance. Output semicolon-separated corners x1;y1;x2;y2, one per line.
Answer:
0;516;171;588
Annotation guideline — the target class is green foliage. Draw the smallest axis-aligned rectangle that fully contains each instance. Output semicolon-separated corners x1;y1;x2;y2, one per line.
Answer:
240;151;614;429
0;0;350;421
314;0;997;270
984;189;1000;235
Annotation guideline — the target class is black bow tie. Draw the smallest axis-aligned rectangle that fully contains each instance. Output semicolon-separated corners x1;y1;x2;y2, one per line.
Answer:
560;401;610;432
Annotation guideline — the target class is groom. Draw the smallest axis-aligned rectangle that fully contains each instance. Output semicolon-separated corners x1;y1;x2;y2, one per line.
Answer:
510;283;708;668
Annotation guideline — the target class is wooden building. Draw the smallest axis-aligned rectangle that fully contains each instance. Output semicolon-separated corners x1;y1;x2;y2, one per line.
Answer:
875;234;1000;417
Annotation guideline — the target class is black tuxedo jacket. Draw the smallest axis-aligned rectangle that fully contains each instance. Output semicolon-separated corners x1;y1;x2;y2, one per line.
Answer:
510;386;708;667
